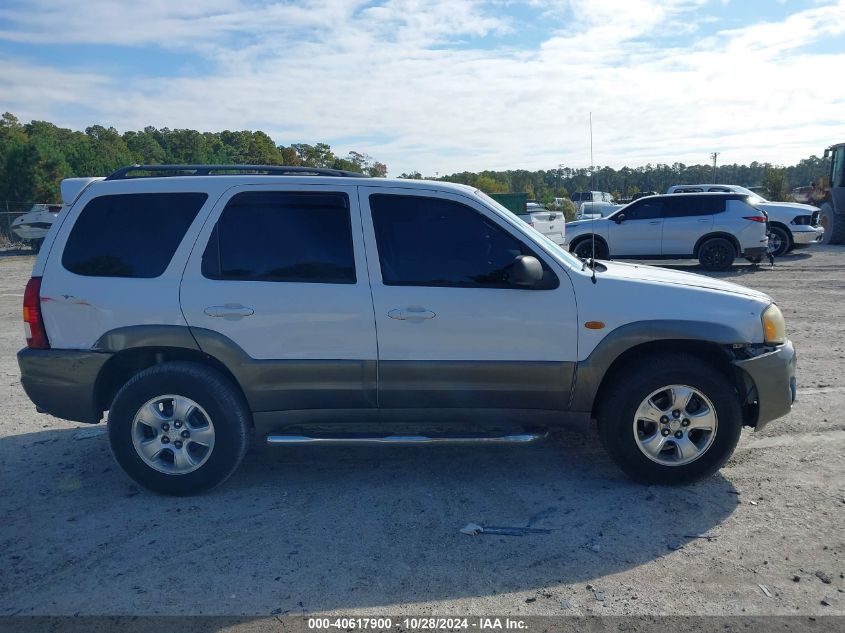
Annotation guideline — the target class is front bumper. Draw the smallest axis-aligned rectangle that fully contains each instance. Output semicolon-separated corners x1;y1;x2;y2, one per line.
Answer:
733;340;796;430
17;348;112;423
791;226;824;246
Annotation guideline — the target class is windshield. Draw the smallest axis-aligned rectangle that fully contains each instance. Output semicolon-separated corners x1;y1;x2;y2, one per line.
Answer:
475;190;583;267
726;185;767;204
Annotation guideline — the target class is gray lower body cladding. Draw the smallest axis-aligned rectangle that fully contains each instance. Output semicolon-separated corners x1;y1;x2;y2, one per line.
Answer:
17;348;111;423
733;340;796;430
378;360;573;409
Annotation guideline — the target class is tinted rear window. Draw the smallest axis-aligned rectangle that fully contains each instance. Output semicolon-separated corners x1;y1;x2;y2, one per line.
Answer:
663;196;726;217
62;193;207;278
201;191;355;284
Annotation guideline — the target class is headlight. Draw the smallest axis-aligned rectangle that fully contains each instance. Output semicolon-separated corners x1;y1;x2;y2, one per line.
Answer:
762;303;786;344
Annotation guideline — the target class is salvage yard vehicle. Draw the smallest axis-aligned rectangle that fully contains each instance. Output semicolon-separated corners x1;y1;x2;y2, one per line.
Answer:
516;201;566;246
18;165;795;495
819;142;845;244
667;184;825;256
566;193;770;270
10;203;63;252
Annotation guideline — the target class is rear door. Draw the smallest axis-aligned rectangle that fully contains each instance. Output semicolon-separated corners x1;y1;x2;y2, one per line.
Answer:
607;197;664;256
660;196;718;256
179;184;378;412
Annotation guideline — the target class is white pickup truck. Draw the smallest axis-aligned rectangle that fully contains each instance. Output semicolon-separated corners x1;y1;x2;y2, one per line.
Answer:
515;201;566;245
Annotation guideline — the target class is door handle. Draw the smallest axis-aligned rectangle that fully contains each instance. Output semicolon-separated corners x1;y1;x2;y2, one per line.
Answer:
204;304;255;319
387;306;436;321
648;220;661;225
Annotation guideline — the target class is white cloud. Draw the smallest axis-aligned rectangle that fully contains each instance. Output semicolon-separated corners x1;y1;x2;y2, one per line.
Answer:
1;0;844;175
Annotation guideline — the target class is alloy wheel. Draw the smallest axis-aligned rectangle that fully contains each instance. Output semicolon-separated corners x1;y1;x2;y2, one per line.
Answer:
131;395;215;475
632;385;718;466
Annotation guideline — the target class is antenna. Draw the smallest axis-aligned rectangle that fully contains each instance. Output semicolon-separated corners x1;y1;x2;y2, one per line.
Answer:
589;112;597;284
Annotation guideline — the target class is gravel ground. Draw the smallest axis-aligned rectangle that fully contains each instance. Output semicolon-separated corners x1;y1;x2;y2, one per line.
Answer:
0;246;843;617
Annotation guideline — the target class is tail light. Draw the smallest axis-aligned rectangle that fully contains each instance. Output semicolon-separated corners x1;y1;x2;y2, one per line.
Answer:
23;277;49;349
743;215;768;223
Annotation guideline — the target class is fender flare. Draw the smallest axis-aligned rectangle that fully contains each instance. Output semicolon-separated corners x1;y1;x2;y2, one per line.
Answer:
569;319;747;412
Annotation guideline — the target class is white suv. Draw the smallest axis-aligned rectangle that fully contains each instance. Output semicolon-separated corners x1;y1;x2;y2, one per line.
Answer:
565;193;770;270
667;185;824;256
17;165;795;494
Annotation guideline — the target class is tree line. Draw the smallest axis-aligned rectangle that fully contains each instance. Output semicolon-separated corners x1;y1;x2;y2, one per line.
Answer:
0;112;387;203
0;112;830;204
427;155;830;204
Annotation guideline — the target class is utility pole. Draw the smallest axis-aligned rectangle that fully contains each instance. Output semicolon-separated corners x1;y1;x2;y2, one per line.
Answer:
710;152;719;183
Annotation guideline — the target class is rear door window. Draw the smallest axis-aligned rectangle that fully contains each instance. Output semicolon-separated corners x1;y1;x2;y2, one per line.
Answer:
201;191;355;284
62;193;207;278
663;196;726;217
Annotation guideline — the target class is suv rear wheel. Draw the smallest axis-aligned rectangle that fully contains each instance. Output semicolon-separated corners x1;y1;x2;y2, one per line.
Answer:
597;354;742;484
698;237;735;271
108;362;251;495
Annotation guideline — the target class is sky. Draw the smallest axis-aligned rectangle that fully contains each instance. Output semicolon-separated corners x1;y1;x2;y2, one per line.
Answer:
1;0;844;176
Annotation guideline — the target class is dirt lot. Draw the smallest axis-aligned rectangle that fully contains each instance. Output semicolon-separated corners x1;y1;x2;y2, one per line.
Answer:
0;247;843;617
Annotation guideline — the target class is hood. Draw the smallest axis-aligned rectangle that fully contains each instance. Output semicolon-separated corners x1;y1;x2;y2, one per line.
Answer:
761;201;818;213
567;218;611;227
597;260;771;301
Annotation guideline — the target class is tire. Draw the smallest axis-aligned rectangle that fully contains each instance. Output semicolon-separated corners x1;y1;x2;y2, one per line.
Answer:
571;237;609;259
767;225;791;257
596;353;743;485
697;237;735;271
818;202;845;245
108;361;251;495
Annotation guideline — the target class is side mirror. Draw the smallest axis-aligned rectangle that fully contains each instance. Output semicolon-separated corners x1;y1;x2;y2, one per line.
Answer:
614;214;626;224
509;255;543;287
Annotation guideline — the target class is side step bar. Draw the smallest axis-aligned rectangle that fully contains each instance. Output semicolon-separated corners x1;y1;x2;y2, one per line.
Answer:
266;432;548;446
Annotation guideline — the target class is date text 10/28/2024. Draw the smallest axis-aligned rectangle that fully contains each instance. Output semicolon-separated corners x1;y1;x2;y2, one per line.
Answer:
307;618;528;631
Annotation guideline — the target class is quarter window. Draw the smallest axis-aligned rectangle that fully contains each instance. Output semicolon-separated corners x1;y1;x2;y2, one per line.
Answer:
62;193;207;278
369;194;557;289
201;191;355;284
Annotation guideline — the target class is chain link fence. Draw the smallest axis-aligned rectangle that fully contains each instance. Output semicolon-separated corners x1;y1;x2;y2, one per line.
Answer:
1;202;53;250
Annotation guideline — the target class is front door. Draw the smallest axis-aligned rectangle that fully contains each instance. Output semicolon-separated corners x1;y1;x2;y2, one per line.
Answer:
608;197;664;256
180;184;378;412
358;186;578;412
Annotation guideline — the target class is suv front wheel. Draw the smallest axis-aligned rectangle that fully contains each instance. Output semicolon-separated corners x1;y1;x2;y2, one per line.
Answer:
597;354;742;484
108;362;251;495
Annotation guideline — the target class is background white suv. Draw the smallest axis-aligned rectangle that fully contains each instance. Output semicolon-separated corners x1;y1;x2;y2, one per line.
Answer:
566;193;770;270
667;184;824;256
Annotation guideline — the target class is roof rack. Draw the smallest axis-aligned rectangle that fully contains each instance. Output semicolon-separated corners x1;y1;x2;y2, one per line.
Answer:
105;164;371;180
